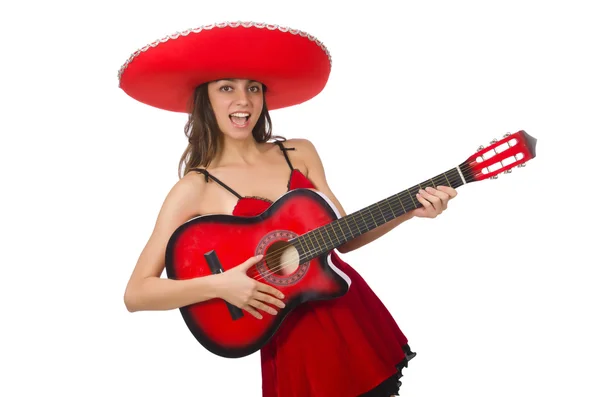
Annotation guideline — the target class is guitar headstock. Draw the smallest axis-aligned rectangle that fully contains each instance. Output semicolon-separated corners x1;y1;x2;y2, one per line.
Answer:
461;130;537;182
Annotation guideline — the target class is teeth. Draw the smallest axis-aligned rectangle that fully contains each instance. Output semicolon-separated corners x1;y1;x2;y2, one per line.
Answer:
230;112;250;117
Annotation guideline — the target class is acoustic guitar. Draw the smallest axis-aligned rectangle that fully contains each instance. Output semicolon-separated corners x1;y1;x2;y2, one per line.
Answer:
165;130;537;358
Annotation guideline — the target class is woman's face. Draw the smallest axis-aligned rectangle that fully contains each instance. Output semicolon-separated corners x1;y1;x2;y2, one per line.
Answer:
207;79;264;139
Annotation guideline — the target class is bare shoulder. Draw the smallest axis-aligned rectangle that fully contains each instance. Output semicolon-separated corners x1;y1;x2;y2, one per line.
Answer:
126;171;208;281
281;138;322;171
284;137;318;155
282;138;347;216
159;171;207;222
149;171;210;251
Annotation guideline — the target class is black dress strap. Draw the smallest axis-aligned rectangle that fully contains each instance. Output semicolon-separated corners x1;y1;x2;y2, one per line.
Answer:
189;168;243;199
274;140;295;171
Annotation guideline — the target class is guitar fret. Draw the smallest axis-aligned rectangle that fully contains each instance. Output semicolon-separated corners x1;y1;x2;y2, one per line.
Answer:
306;229;316;254
301;236;308;258
368;207;378;227
339;220;348;241
407;189;417;208
323;224;335;248
298;234;308;256
377;203;387;223
343;217;354;239
336;222;344;245
332;221;343;246
443;171;451;186
384;202;393;221
396;193;407;213
320;225;330;249
358;209;369;232
352;214;361;235
322;228;330;250
311;227;325;250
307;230;318;256
386;198;396;218
433;175;442;186
339;218;349;240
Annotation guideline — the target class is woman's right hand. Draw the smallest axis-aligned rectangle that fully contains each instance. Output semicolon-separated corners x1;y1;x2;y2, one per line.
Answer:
215;255;286;319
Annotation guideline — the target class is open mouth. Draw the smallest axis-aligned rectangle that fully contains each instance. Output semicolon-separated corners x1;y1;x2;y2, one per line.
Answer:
229;112;251;127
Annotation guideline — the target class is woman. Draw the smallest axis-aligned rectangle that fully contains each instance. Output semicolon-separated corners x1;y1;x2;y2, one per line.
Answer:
119;22;457;396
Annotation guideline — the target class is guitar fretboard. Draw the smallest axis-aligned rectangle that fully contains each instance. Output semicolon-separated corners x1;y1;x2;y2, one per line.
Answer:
291;165;472;262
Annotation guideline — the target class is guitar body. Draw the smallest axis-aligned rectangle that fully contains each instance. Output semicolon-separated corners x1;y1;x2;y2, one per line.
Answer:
165;189;351;358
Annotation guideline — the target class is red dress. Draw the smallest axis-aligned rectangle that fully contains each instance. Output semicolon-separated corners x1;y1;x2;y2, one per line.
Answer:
192;142;416;396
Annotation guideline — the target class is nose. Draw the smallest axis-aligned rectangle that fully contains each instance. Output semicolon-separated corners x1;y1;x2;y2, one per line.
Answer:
234;89;250;106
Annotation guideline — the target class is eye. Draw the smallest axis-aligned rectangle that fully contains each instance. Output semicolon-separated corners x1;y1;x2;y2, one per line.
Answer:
249;85;261;93
219;86;233;92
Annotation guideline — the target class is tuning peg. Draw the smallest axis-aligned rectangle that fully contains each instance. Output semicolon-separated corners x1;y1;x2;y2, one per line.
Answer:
504;169;512;174
491;175;499;179
503;133;511;138
477;145;485;152
490;139;498;145
518;163;526;168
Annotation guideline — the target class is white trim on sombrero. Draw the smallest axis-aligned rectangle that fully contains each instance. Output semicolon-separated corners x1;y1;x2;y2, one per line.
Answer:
117;21;332;86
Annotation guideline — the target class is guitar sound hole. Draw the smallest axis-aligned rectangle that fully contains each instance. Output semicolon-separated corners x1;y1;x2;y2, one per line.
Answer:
264;240;299;276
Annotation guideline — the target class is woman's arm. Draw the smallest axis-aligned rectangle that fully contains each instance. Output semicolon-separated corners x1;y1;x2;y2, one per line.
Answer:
123;176;221;312
123;175;285;317
293;138;456;254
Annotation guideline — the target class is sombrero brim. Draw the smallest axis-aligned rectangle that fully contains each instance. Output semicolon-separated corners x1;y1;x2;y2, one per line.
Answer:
118;21;332;113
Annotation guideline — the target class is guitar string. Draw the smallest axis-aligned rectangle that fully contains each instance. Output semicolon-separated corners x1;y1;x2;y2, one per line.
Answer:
248;173;466;282
257;157;526;279
209;148;520;284
249;173;465;280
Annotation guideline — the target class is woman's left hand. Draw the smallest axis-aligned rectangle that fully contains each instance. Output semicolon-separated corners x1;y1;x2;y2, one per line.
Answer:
412;186;457;219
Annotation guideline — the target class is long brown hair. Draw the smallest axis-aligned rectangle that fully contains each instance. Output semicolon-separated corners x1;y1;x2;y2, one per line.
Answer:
178;82;281;178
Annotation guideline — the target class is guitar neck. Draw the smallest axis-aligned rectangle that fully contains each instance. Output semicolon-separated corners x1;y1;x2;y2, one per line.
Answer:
292;163;473;262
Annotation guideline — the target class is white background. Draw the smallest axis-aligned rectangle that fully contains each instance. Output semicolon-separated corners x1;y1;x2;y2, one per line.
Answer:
1;0;599;396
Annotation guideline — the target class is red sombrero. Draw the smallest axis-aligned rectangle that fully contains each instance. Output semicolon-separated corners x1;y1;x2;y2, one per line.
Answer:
117;21;332;113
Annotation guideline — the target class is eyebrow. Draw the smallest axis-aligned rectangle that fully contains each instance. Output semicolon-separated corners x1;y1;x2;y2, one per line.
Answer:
218;79;260;84
217;78;260;84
